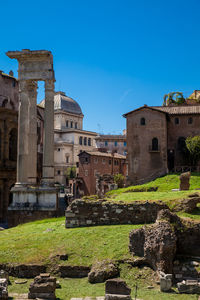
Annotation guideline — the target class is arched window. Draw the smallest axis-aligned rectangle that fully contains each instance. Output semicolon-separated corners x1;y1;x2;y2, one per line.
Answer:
152;137;158;151
140;117;146;125
9;128;17;161
174;117;179;125
188;117;193;124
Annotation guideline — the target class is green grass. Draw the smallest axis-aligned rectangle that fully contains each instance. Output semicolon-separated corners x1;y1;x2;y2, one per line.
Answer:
0;217;141;265
108;173;200;195
106;173;200;215
8;265;198;300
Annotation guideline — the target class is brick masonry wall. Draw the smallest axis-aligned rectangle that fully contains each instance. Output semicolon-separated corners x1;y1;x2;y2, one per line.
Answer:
65;199;168;228
126;108;168;185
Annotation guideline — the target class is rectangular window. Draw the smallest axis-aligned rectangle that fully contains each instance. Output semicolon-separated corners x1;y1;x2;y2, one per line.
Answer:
105;141;108;146
75;122;78;129
84;137;87;145
71;121;73;128
102;158;106;164
114;141;118;147
88;138;91;146
57;170;60;175
94;157;98;164
76;162;79;168
66;121;69;127
85;170;88;176
79;137;83;145
109;159;111;165
66;156;69;163
124;141;127;146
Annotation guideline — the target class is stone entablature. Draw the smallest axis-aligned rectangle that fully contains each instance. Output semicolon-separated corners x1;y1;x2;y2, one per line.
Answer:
65;199;168;228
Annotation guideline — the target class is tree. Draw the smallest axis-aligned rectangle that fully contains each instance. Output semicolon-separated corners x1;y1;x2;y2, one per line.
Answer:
114;173;125;188
186;136;200;165
66;166;76;179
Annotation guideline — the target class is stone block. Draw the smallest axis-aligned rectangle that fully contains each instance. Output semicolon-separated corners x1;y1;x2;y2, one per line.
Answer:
105;294;131;300
105;279;131;295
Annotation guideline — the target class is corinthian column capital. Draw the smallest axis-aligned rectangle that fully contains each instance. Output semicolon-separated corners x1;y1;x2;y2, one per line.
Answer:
45;79;55;91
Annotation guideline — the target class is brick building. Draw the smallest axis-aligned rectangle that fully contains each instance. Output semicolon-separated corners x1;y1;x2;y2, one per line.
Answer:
124;99;200;185
0;71;44;225
78;150;126;195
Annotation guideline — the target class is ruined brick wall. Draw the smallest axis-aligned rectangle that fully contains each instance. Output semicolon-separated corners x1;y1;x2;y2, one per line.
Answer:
167;114;200;167
65;199;168;228
0;72;19;111
126;108;168;185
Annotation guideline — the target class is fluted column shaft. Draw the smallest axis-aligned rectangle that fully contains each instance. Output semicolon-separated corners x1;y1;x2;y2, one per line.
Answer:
42;80;55;184
17;81;30;184
27;80;38;184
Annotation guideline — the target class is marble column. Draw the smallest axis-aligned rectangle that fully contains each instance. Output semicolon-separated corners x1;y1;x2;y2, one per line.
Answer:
27;80;38;184
16;80;30;184
42;79;55;184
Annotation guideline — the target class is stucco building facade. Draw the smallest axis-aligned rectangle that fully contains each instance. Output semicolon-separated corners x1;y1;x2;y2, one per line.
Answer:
95;134;127;155
40;91;97;186
124;101;200;185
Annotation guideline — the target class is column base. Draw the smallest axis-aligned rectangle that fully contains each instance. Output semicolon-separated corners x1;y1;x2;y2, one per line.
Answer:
10;184;58;211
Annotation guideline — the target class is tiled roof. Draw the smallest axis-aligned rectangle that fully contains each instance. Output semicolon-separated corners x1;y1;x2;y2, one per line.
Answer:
79;151;126;159
152;105;200;115
124;105;200;117
96;134;126;140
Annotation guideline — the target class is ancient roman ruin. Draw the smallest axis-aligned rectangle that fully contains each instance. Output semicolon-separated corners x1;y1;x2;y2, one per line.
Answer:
6;50;58;225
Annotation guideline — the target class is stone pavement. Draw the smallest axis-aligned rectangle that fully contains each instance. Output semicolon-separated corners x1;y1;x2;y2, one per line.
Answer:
9;293;28;299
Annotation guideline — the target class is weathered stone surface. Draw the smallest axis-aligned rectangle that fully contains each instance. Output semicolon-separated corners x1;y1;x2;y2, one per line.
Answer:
0;264;46;278
129;210;177;273
59;265;90;278
179;172;190;191
144;221;177;273
105;295;131;300
129;209;200;275
173;194;200;213
66;199;168;228
105;279;131;295
159;272;172;292
88;261;119;283
177;279;200;294
0;278;8;300
28;273;56;299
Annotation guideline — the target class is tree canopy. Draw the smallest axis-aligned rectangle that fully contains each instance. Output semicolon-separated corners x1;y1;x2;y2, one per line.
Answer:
186;136;200;165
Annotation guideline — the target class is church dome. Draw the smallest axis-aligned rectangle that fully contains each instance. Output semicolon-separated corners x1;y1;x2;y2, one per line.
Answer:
39;91;83;115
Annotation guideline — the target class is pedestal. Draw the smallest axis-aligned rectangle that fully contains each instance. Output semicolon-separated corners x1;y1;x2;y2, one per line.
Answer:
8;184;59;227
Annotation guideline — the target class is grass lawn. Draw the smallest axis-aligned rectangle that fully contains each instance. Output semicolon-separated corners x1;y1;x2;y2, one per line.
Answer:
107;173;200;215
8;265;197;300
0;217;141;265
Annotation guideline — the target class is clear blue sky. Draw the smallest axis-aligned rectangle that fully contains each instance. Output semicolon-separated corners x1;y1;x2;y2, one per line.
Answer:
1;0;200;134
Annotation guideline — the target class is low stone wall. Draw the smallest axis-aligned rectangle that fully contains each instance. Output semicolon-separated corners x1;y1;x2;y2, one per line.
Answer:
65;199;168;228
58;265;90;278
7;209;64;228
0;264;46;278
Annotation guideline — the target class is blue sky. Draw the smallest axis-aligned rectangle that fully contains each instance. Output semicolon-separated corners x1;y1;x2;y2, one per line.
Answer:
1;0;200;134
